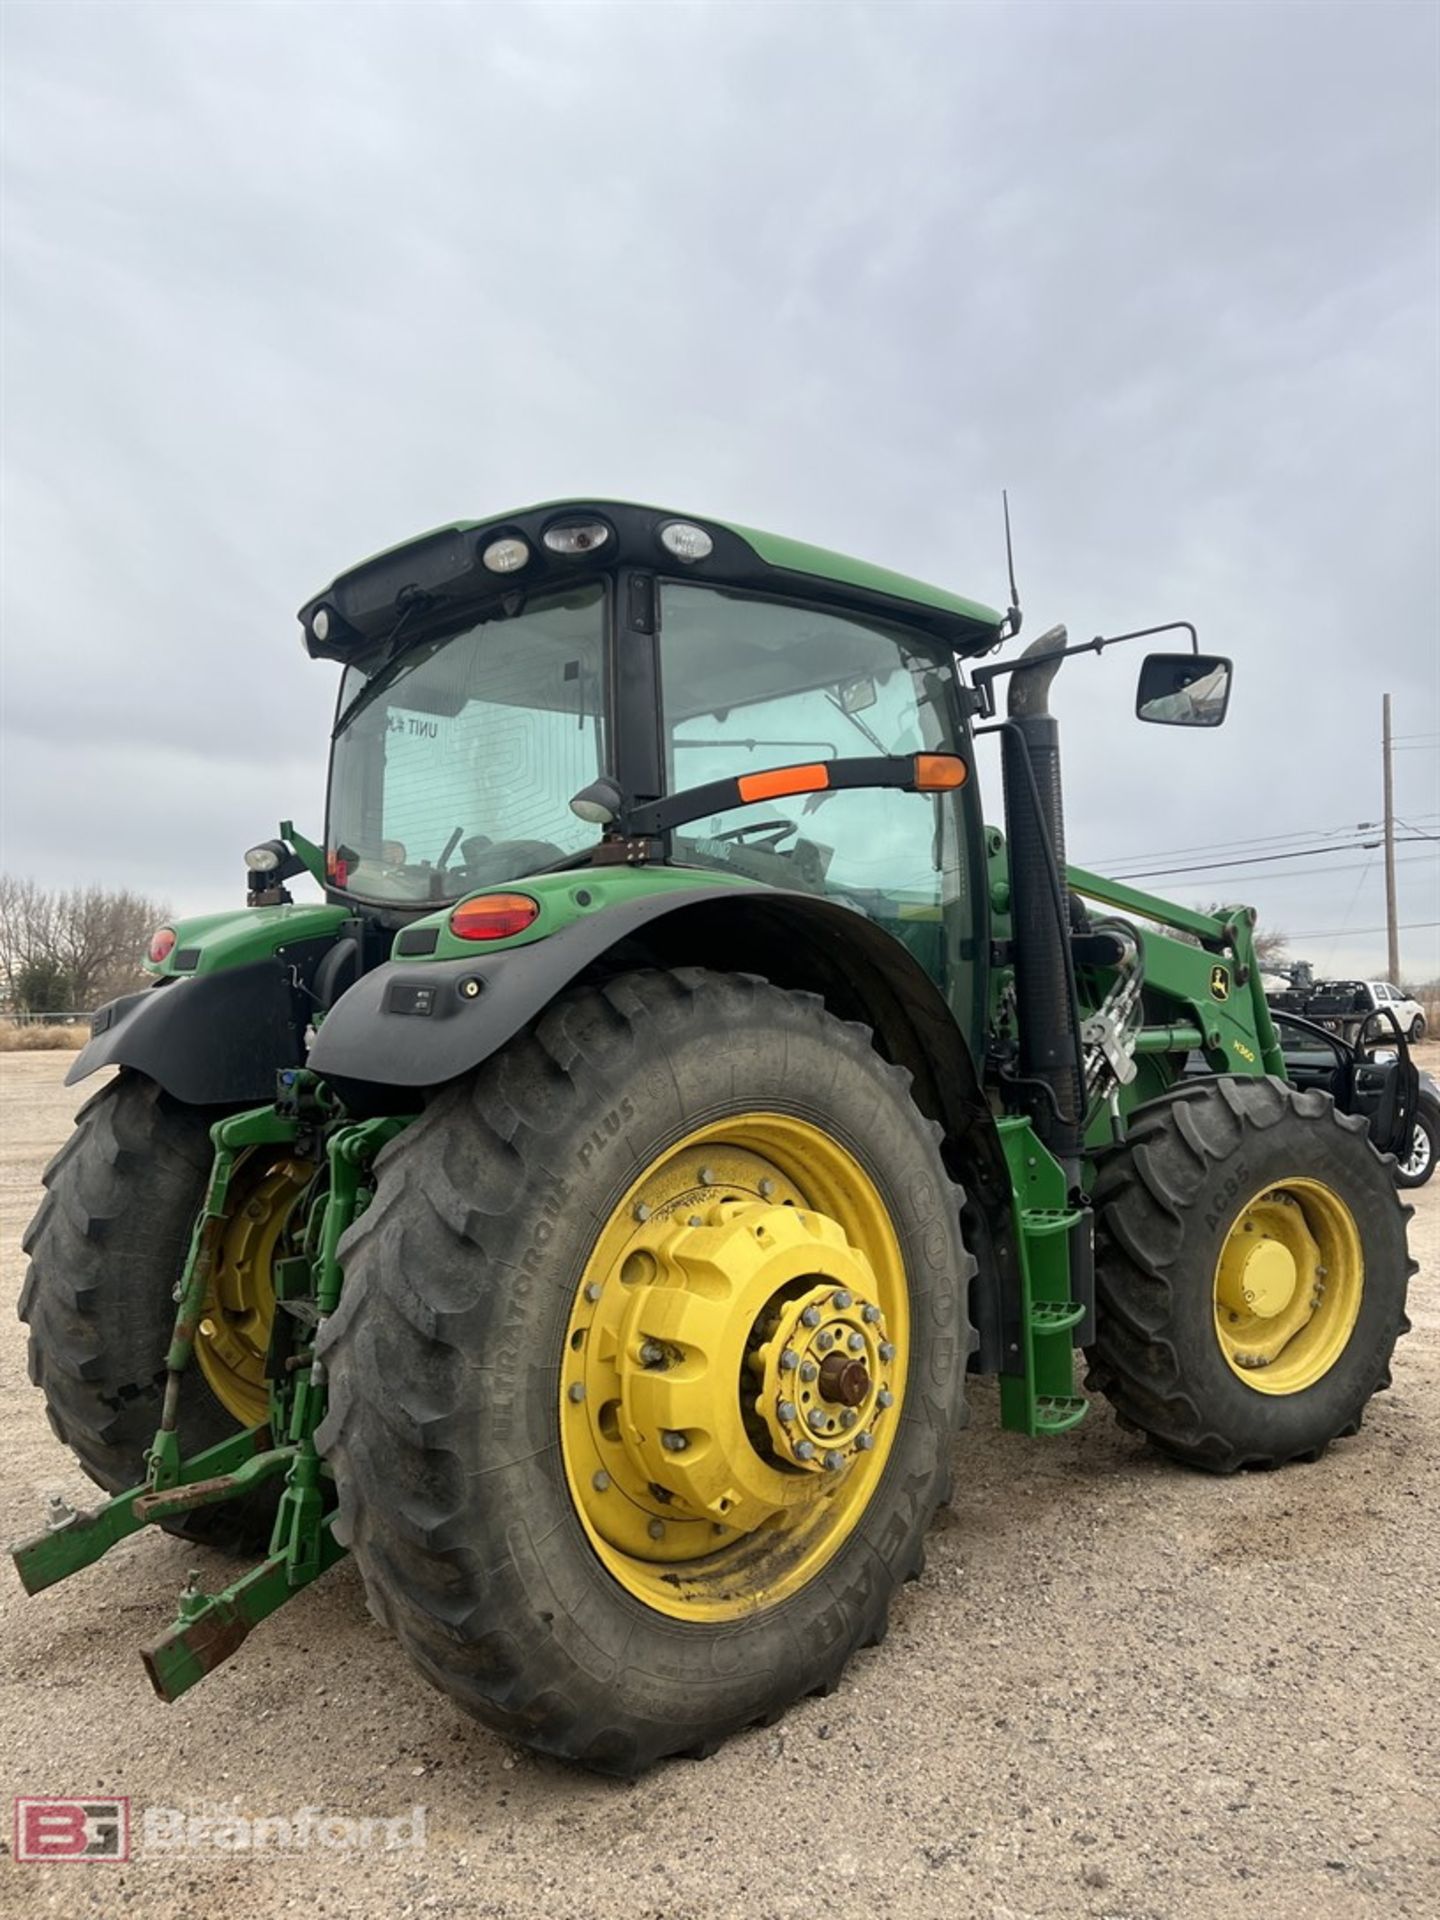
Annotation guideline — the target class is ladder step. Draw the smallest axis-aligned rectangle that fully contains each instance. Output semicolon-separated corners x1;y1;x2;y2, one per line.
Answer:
1029;1300;1086;1335
1034;1394;1089;1435
1020;1206;1082;1240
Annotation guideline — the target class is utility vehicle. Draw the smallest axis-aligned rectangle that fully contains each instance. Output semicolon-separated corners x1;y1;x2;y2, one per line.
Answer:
15;501;1415;1773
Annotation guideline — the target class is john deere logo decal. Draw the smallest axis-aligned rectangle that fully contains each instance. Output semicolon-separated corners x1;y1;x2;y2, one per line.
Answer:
1209;964;1231;1002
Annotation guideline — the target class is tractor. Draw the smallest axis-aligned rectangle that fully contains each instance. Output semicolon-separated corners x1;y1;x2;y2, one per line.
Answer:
14;501;1415;1774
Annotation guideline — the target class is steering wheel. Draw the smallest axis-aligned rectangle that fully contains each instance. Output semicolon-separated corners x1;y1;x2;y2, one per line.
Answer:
712;819;798;848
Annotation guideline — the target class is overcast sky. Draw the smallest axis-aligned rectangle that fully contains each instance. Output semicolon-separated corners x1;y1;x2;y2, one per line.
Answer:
3;0;1437;981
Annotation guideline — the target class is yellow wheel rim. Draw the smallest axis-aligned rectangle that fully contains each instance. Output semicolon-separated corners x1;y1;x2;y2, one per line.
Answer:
1212;1178;1363;1395
195;1151;311;1427
560;1114;910;1623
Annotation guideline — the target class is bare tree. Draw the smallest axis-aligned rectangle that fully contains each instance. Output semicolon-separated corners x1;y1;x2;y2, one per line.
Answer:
0;876;169;1012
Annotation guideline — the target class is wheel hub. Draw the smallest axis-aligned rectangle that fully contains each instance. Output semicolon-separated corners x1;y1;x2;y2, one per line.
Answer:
1212;1181;1363;1392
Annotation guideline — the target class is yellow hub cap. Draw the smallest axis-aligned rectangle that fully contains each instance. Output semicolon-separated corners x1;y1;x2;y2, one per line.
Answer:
560;1114;908;1621
195;1152;311;1427
1213;1178;1363;1394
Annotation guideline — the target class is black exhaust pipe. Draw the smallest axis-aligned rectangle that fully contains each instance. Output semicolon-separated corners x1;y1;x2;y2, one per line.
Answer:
999;625;1083;1163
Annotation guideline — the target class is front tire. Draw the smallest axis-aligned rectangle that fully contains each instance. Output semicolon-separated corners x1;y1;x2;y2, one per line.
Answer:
1409;1015;1427;1043
316;968;974;1774
1086;1076;1413;1472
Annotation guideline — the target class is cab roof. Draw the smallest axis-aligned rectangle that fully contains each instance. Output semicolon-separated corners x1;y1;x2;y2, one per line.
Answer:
299;498;1005;661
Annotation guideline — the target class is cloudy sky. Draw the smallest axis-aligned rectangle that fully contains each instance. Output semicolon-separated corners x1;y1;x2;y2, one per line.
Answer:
3;0;1437;982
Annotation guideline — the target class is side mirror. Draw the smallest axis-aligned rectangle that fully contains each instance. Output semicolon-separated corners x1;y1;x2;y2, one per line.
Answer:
1136;652;1233;727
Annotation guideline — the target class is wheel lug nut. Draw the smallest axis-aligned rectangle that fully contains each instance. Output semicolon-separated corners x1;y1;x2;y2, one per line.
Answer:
801;1305;822;1328
661;1430;688;1452
567;1382;586;1403
862;1304;881;1324
698;1166;715;1186
855;1432;875;1451
877;1389;894;1409
800;1361;819;1383
807;1410;827;1433
841;1409;858;1429
687;1214;704;1228
815;1330;835;1352
633;1201;652;1222
778;1401;797;1424
639;1340;666;1368
830;1290;853;1310
780;1349;799;1372
592;1470;611;1491
647;1519;665;1540
794;1439;817;1461
879;1342;895;1362
759;1178;776;1199
584;1282;603;1303
847;1332;865;1353
823;1451;844;1471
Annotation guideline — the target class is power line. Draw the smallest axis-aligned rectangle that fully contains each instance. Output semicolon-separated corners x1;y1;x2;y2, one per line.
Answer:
1109;836;1432;881
1091;813;1440;874
1289;918;1440;939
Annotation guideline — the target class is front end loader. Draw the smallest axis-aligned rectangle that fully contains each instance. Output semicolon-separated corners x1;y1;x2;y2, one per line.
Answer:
14;501;1415;1773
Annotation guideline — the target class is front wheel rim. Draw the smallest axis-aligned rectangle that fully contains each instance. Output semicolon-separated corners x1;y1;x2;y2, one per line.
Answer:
1212;1177;1363;1395
560;1113;909;1623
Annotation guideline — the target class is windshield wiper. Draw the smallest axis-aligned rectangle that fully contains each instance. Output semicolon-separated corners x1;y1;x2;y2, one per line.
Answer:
333;591;453;730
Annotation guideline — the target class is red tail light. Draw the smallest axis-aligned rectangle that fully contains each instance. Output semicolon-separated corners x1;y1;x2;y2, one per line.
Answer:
148;927;177;964
448;893;541;942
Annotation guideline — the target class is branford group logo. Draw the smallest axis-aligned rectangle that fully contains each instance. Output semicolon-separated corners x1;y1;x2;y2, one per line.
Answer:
13;1798;130;1863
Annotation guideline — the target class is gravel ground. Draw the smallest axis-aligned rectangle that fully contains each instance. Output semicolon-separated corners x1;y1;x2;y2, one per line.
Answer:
1;1049;1435;1920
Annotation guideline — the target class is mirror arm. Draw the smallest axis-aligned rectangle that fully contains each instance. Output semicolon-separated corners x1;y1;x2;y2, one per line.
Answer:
967;618;1199;718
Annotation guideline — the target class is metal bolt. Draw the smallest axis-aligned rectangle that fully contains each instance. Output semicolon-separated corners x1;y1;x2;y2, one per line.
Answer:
639;1340;666;1368
568;1382;586;1403
794;1439;817;1461
801;1305;822;1328
823;1451;844;1471
688;1214;704;1229
862;1304;881;1324
661;1430;688;1452
879;1342;896;1363
778;1401;797;1424
592;1470;611;1492
855;1432;876;1451
199;1318;217;1341
800;1361;819;1383
848;1332;865;1353
831;1290;853;1310
1315;1265;1328;1279
647;1519;665;1540
816;1329;836;1352
584;1281;603;1303
779;1349;799;1372
633;1201;652;1222
758;1178;776;1199
841;1409;858;1429
698;1166;715;1187
45;1494;76;1531
877;1389;894;1410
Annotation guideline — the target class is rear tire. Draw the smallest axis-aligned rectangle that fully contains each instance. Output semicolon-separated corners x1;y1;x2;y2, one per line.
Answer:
1086;1076;1413;1472
317;967;974;1774
1409;1015;1427;1043
18;1073;276;1552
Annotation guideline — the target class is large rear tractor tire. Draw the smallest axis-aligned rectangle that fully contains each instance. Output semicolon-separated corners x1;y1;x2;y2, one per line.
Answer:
18;1072;297;1552
1086;1076;1414;1472
316;968;975;1774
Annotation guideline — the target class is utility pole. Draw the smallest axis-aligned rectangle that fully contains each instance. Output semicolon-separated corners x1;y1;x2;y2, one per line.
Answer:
1383;692;1400;983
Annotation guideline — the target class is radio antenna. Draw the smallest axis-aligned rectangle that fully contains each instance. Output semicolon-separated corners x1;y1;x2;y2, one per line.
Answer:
1002;489;1023;638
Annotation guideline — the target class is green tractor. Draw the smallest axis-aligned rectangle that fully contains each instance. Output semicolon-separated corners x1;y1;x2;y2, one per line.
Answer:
15;501;1415;1773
